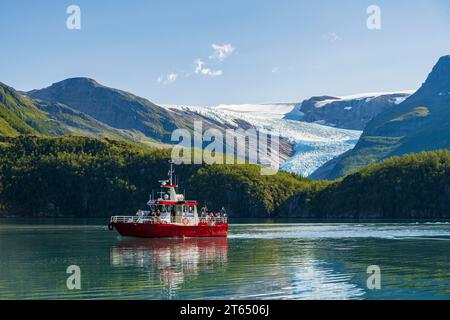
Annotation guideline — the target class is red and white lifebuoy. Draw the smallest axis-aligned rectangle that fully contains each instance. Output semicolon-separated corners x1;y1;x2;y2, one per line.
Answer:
182;217;189;225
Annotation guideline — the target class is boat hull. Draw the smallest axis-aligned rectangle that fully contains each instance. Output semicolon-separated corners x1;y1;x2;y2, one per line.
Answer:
112;222;228;238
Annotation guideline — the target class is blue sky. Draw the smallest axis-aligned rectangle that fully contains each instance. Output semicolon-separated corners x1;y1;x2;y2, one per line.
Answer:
1;0;450;105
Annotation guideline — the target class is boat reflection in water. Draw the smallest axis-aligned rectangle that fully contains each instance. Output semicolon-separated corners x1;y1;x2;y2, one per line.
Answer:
110;237;228;297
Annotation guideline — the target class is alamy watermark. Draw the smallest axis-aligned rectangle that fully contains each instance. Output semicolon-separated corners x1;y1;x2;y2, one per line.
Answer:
367;265;381;290
367;5;381;30
66;265;81;290
171;121;280;175
66;5;81;30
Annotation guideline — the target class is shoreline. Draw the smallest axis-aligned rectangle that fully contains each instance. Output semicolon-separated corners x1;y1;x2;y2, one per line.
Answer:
1;215;450;224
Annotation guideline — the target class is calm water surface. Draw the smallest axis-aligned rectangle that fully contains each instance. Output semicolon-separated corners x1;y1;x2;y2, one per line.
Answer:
0;219;449;300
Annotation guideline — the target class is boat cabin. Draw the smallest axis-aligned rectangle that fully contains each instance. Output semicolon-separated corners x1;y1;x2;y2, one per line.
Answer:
144;199;200;225
110;161;227;229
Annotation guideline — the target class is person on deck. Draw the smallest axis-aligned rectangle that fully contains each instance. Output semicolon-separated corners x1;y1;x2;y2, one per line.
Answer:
201;206;208;218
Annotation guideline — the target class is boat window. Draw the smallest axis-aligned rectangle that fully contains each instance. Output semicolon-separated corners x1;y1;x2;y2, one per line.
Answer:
184;205;193;217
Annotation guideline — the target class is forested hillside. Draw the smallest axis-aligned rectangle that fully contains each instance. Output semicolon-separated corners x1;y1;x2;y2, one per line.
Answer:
1;136;449;219
282;150;450;219
0;136;312;218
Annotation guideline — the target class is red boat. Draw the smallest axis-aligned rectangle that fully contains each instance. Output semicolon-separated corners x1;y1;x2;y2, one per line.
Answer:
109;161;228;238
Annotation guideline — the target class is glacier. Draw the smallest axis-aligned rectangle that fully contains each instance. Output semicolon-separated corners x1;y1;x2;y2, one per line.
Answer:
163;103;362;177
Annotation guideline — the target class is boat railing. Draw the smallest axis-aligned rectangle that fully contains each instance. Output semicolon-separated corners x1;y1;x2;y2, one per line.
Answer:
110;216;141;224
111;215;228;224
199;216;228;224
110;216;162;224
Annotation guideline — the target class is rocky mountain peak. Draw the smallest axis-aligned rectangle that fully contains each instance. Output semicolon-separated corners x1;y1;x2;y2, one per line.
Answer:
416;55;450;96
56;77;101;87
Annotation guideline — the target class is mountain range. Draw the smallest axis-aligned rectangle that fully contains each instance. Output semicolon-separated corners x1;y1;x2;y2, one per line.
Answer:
312;55;450;180
1;79;364;176
284;91;412;130
1;55;449;179
0;80;170;147
26;78;186;144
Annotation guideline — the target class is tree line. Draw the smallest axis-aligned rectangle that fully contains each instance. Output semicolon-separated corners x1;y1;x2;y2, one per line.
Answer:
1;135;449;219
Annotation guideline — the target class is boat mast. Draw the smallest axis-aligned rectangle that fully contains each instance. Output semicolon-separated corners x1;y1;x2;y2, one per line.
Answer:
169;160;174;186
167;160;177;201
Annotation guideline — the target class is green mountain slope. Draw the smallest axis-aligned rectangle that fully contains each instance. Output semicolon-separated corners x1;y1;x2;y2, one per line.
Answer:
0;82;66;136
0;82;168;147
35;100;166;147
24;77;293;159
312;55;450;179
0;102;35;136
27;78;185;143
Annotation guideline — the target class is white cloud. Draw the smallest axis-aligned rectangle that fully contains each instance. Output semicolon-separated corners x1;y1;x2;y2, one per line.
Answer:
272;67;280;73
157;73;178;85
161;44;233;81
194;59;223;76
210;43;235;62
326;32;342;42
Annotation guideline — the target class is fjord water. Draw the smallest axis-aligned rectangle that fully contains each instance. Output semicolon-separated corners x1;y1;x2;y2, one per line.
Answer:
0;220;449;300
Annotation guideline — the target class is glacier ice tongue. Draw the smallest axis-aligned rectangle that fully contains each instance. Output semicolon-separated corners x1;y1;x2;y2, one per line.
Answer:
163;104;362;177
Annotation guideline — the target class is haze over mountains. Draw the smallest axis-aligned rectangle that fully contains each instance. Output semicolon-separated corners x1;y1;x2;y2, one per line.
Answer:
1;55;449;178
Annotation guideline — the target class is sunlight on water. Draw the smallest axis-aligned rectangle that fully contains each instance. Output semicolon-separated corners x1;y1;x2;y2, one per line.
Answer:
0;220;449;300
229;223;450;240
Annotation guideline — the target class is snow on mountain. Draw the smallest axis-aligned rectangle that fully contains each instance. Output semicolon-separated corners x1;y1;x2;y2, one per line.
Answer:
314;91;414;108
163;103;362;177
285;90;415;131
